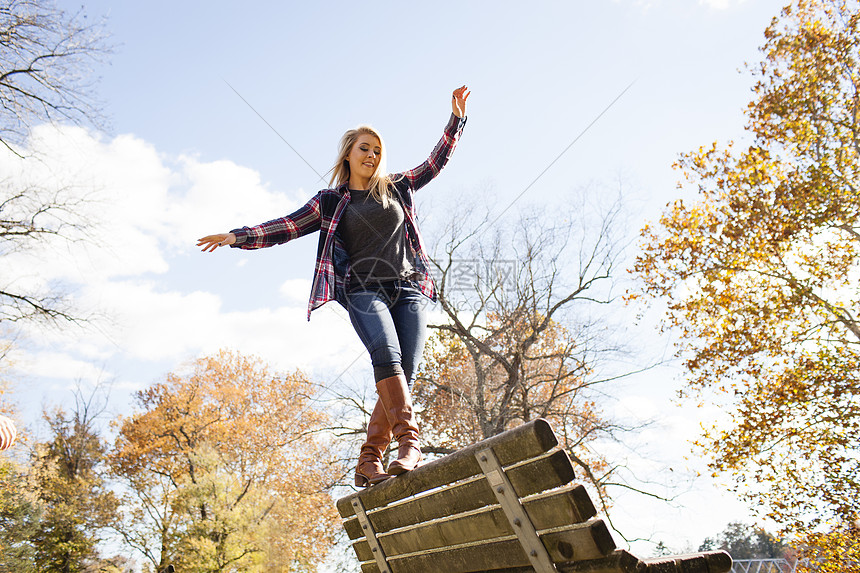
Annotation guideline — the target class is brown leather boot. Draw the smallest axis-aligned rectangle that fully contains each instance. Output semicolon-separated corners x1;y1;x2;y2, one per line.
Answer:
376;374;421;475
354;397;393;487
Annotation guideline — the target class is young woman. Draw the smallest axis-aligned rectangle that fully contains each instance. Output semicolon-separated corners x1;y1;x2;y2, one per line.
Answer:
198;86;469;487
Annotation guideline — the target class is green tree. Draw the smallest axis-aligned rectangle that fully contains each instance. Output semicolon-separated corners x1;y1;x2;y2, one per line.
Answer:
110;350;343;573
698;522;790;559
634;0;860;534
0;349;34;571
651;541;672;557
29;400;118;572
0;458;40;571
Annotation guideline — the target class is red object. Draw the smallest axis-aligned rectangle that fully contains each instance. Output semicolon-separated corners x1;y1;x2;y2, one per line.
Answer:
0;415;17;451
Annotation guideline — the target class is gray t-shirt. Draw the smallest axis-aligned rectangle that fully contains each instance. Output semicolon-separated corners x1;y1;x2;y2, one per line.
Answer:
338;189;417;288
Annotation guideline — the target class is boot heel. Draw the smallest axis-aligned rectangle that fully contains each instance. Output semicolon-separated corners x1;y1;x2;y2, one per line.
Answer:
388;447;421;475
355;471;391;487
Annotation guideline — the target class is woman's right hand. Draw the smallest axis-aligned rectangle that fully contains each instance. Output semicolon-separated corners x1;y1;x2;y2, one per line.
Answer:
197;232;236;252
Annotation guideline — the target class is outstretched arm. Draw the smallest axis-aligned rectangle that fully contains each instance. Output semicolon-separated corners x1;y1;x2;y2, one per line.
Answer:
197;192;324;252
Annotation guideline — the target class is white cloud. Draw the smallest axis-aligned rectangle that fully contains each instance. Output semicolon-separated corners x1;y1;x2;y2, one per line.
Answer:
174;156;303;239
2;124;303;285
81;278;363;373
4;125;370;417
278;278;312;304
611;0;658;11
699;0;747;10
9;348;108;383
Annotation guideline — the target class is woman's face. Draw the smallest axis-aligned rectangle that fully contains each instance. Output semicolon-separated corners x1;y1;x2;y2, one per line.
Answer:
346;134;382;185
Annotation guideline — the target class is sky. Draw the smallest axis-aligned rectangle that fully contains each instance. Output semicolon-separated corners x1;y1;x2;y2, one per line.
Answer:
3;0;794;564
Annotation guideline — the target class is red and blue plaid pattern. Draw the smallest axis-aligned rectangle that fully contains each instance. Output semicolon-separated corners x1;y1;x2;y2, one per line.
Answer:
231;113;467;320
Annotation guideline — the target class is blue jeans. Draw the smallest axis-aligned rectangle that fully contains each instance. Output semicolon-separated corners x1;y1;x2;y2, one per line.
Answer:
346;281;429;388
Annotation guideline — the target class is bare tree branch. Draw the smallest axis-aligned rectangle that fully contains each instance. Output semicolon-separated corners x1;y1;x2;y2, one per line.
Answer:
0;1;109;337
415;190;664;527
0;0;110;151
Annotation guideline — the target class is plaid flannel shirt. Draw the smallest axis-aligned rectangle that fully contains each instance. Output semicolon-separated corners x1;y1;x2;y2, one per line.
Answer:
230;112;467;320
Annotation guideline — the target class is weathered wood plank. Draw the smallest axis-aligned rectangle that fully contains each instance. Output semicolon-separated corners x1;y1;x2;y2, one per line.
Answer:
352;485;596;559
699;551;733;573
638;559;680;573
480;551;642;573
343;474;490;540
526;484;597;527
353;503;509;562
639;552;731;573
344;450;584;540
556;550;642;573
358;549;642;573
356;518;616;571
337;418;558;518
675;555;707;573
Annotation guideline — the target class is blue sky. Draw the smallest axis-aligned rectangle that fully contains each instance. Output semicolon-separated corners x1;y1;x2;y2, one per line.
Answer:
91;0;776;202
5;0;792;560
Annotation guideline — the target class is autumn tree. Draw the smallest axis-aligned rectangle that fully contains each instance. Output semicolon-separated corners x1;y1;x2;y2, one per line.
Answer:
413;199;641;513
634;0;859;537
796;522;860;573
109;350;343;573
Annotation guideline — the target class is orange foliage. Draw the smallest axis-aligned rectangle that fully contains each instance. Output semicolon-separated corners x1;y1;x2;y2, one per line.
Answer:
110;349;342;572
634;0;860;533
796;522;860;573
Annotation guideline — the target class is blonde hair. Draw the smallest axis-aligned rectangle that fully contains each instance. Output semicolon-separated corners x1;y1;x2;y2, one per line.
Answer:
329;125;395;206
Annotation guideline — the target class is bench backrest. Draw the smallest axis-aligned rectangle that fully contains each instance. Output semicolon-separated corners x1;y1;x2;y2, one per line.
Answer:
336;419;731;573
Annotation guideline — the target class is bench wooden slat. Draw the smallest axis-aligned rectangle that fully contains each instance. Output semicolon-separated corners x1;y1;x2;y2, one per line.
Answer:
556;550;642;573
357;519;616;573
640;551;731;573
338;418;558;518
489;550;642;573
353;485;596;559
343;449;584;539
640;559;690;573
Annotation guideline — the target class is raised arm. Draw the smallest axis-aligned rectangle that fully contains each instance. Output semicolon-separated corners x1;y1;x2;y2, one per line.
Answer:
397;86;470;192
452;85;470;119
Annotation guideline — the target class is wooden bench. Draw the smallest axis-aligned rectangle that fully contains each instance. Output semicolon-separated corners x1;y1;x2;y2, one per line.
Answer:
336;419;732;573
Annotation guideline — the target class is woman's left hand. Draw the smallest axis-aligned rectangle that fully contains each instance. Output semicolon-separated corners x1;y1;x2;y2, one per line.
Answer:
452;85;470;118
